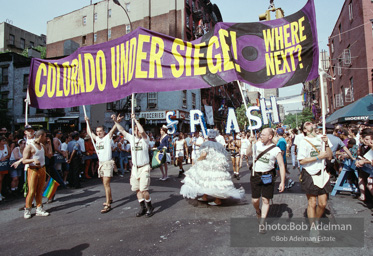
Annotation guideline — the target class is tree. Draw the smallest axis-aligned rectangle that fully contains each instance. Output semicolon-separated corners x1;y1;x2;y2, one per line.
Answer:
283;107;314;129
21;46;46;59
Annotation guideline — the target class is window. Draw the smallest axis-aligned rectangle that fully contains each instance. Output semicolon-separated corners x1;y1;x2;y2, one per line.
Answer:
0;92;8;109
126;25;131;34
1;67;8;84
23;74;29;90
36;108;44;114
331;40;334;53
82;35;86;45
94;13;98;22
108;29;112;39
94;33;97;43
9;34;15;45
192;93;196;109
147;93;157;108
29;41;34;48
20;38;25;49
108;9;112;18
338;23;342;41
71;107;79;112
125;3;130;12
182;90;187;108
106;102;113;110
186;15;190;28
22;98;26;114
349;1;353;21
83;16;87;25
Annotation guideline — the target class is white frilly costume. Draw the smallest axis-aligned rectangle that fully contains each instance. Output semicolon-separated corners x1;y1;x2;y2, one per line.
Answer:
180;140;245;200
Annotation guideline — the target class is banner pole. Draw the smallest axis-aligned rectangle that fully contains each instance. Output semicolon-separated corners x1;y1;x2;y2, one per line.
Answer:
131;94;137;168
83;105;98;155
25;89;30;125
237;81;253;136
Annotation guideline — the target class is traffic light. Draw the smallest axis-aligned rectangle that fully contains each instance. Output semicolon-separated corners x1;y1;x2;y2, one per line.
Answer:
259;10;271;21
275;8;284;19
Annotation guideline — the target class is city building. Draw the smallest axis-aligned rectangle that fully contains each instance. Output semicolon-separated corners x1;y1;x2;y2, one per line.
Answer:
46;0;223;133
327;0;373;113
0;22;46;54
0;51;90;132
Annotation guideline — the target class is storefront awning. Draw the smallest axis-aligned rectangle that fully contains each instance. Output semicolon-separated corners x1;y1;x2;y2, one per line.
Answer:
326;94;373;124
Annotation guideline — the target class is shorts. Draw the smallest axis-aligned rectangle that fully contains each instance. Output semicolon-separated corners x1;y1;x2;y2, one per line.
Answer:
250;170;276;199
300;169;332;196
98;160;115;178
230;151;240;158
10;168;22;178
175;150;184;157
130;164;151;191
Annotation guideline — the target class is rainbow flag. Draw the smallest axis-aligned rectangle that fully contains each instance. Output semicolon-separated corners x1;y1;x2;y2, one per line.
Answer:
43;178;60;200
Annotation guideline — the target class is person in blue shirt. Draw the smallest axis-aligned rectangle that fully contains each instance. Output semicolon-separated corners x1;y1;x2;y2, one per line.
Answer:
67;132;82;189
276;128;294;189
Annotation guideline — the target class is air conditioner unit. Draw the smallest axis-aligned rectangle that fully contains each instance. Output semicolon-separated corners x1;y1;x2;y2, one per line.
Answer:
345;88;354;103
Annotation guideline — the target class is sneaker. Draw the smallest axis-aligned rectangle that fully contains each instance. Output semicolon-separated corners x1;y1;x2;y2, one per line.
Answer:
236;174;240;180
36;206;50;217
64;181;69;186
24;208;32;219
0;194;5;201
287;179;295;189
119;174;124;177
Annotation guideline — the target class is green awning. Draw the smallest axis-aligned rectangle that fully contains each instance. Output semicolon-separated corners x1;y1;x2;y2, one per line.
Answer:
326;94;373;124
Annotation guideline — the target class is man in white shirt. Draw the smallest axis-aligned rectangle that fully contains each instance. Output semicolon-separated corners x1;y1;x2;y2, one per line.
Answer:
247;128;285;233
214;128;226;147
114;114;154;218
192;131;204;165
85;116;117;214
297;121;333;242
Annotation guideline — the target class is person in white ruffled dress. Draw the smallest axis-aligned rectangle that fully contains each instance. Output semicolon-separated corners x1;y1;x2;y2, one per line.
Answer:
180;130;245;206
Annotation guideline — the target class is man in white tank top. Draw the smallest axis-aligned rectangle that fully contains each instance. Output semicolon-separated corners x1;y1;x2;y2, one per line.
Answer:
114;114;154;217
22;130;53;219
85;115;118;214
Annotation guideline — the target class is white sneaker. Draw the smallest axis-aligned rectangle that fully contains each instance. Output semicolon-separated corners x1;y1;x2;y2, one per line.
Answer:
24;208;32;219
36;206;50;217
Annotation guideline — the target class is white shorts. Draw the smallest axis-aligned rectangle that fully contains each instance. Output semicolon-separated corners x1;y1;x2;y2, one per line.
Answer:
98;160;115;178
175;150;184;157
130;164;151;191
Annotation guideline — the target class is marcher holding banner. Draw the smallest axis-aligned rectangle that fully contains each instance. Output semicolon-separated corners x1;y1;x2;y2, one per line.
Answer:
114;114;154;218
297;121;333;242
85;116;118;214
22;130;53;219
0;136;10;201
247;128;285;234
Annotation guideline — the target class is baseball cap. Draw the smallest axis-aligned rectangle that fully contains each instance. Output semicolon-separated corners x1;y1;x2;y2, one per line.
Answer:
25;124;34;130
276;128;284;135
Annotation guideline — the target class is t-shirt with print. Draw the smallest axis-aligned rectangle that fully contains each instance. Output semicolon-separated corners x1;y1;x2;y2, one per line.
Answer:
254;142;281;173
125;134;149;167
297;135;333;175
95;135;112;162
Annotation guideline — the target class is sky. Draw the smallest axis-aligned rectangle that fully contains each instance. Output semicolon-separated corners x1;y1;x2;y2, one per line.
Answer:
0;0;344;112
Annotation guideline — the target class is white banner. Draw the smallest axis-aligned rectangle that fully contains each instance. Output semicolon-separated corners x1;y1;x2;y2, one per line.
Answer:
204;105;214;125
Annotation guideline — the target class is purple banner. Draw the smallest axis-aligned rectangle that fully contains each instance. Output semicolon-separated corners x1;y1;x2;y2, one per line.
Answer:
29;0;318;109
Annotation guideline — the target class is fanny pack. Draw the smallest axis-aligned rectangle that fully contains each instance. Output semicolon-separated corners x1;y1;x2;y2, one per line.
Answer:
261;173;273;184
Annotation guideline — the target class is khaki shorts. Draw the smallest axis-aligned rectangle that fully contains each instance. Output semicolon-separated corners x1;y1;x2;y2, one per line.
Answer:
98;160;115;178
130;164;151;191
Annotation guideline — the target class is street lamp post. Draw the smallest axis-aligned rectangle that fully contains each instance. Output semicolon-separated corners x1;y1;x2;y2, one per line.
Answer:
113;0;137;166
113;0;133;32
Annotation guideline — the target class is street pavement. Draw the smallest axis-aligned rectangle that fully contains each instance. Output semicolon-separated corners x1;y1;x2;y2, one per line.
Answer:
1;157;373;256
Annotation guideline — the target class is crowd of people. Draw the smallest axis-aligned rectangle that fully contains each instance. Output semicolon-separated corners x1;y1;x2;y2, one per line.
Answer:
0;117;372;238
